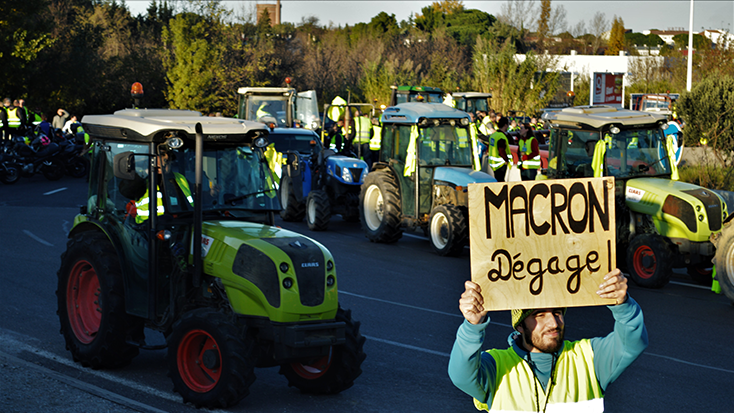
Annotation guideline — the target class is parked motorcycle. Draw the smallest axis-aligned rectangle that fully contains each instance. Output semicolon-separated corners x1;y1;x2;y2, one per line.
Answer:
10;136;66;181
0;150;20;185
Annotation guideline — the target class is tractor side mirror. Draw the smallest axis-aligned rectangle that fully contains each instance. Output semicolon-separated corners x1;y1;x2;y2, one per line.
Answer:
113;151;137;180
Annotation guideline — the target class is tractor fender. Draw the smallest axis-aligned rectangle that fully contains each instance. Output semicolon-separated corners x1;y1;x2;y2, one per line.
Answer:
325;155;369;186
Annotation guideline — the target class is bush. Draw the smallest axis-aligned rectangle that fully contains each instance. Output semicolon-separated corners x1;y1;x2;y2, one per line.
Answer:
678;164;734;192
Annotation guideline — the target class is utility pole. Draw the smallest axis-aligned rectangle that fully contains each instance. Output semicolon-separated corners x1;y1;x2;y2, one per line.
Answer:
686;0;694;91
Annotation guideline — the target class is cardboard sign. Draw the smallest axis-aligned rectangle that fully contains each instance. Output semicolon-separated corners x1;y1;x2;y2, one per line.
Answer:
468;177;616;311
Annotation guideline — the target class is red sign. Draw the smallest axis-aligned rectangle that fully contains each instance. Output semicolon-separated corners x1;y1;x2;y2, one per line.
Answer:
592;73;623;106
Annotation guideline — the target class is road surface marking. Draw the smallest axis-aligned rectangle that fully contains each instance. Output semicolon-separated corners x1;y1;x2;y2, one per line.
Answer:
364;335;451;358
44;187;68;195
22;230;54;247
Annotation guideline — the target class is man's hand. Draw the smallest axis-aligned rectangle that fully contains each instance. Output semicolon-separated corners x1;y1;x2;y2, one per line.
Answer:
596;268;628;305
459;281;489;325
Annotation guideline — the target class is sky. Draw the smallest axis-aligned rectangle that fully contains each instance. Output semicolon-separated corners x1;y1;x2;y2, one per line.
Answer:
123;1;734;34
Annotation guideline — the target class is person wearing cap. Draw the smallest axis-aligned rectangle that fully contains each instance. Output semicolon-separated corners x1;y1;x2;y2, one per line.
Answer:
448;268;648;412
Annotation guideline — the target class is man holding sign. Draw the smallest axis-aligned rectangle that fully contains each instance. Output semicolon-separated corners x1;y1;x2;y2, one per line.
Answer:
448;177;648;412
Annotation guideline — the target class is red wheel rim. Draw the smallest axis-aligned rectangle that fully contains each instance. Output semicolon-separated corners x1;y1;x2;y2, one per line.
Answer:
178;329;222;393
290;347;332;379
633;245;656;279
66;260;101;344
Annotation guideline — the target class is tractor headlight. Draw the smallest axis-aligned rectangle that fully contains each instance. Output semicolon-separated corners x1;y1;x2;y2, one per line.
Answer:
341;166;353;183
326;275;335;287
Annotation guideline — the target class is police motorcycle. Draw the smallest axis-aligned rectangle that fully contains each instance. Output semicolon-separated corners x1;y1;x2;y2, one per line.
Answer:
9;133;66;181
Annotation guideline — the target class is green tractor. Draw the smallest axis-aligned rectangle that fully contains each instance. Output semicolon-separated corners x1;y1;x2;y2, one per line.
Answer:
57;109;365;408
542;105;728;288
359;102;496;256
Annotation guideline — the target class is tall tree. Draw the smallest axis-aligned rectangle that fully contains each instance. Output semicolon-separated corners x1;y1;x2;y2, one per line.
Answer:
606;16;625;55
498;0;535;31
537;0;550;45
588;12;608;54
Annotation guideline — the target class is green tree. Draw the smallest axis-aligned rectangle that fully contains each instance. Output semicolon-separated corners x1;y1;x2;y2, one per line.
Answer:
606;16;625;55
162;12;218;111
677;75;734;163
672;33;711;51
471;36;559;114
537;0;550;45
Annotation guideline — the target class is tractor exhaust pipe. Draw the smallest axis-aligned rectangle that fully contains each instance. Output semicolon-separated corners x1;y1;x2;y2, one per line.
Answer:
193;123;204;287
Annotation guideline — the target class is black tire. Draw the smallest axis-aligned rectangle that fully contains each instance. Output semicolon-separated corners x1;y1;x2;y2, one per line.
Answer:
359;170;402;243
306;190;331;231
67;157;89;178
167;308;256;409
714;227;734;303
57;231;144;369
279;307;366;394
342;206;360;222
0;164;20;185
625;233;673;288
428;204;468;257
42;159;65;181
279;175;305;222
687;263;713;286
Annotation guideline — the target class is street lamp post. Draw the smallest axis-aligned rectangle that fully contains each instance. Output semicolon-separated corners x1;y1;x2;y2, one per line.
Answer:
686;0;694;91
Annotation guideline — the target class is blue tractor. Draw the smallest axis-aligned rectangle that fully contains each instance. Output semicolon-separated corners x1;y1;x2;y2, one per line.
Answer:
272;128;369;231
359;103;497;256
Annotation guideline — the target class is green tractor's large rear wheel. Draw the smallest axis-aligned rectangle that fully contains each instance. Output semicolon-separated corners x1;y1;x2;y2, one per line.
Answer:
429;204;468;257
279;175;305;222
626;233;673;288
714;227;734;303
279;307;366;394
167;309;256;409
57;231;143;368
359;170;402;243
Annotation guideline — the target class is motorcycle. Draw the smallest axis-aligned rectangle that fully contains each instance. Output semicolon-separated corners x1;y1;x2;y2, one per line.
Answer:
0;148;21;185
10;135;66;181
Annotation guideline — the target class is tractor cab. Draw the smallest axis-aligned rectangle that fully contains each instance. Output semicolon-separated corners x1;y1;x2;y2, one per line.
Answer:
452;92;492;117
542;105;727;288
237;84;321;130
389;85;445;107
360;102;495;256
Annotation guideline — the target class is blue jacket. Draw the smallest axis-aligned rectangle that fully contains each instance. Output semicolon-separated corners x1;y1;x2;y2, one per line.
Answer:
448;296;648;409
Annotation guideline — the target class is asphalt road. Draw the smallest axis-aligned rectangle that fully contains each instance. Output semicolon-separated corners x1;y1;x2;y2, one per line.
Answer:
1;174;733;412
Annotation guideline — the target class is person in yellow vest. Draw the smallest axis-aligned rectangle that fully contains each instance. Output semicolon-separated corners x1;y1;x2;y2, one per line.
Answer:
350;110;373;167
487;117;512;181
1;98;28;139
369;117;382;167
120;149;194;225
518;123;540;181
449;268;648;412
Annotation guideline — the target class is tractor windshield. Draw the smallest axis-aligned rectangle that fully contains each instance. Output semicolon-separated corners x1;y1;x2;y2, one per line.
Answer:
243;97;288;127
548;126;672;179
418;124;474;167
172;146;281;214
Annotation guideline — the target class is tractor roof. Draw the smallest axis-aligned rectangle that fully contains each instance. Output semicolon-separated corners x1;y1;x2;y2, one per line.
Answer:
82;109;269;143
452;92;493;99
542;105;667;129
381;102;471;124
237;87;295;96
394;85;443;94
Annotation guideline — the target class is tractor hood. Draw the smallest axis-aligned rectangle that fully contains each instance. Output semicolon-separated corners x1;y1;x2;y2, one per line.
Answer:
325;155;369;185
625;177;727;241
199;220;337;323
433;166;496;186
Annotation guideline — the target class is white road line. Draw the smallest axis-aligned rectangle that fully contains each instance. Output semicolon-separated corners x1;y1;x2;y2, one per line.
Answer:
402;232;427;241
364;335;451;358
340;290;512;328
22;230;54;247
644;351;734;374
44;187;68;195
668;280;711;290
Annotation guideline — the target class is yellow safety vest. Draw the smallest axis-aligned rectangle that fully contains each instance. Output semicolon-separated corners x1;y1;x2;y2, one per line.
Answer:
353;116;372;144
328;96;347;121
487;131;509;171
135;173;193;224
6;107;22;128
474;339;604;413
479;117;493;136
264;144;284;186
403;125;419;177
666;134;679;181
468;123;481;171
519;137;541;169
256;103;271;120
370;123;382;151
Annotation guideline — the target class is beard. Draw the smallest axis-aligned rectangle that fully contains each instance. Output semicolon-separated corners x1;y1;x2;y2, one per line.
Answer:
523;325;565;353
